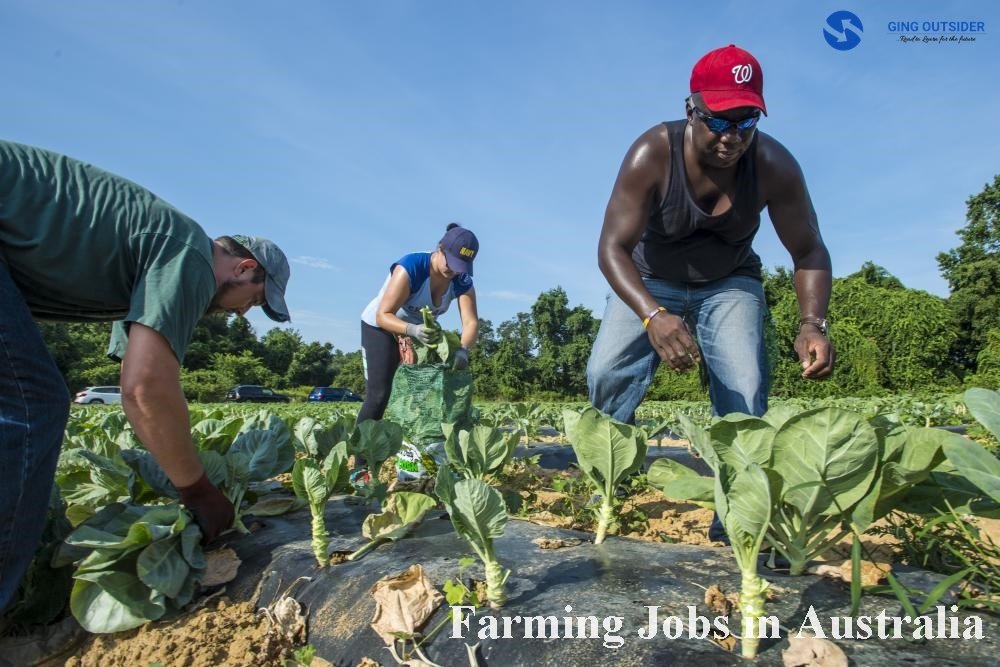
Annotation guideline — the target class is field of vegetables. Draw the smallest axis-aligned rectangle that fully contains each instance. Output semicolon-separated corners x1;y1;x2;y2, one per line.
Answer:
1;390;999;666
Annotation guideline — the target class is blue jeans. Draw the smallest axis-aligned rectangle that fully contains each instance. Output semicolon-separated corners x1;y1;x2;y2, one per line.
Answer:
0;263;70;612
587;274;769;424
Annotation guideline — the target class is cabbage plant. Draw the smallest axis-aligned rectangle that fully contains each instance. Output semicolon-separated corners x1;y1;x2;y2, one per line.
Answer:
942;388;1000;507
53;503;205;633
346;491;437;561
292;444;350;566
121;413;295;533
435;466;510;607
716;461;771;659
651;407;968;576
349;419;404;501
293;415;355;458
562;407;647;544
441;423;519;480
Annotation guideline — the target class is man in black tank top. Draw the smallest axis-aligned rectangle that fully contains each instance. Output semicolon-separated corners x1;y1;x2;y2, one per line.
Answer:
586;45;834;538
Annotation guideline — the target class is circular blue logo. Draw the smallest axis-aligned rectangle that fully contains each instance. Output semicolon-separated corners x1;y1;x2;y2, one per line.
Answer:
824;10;864;50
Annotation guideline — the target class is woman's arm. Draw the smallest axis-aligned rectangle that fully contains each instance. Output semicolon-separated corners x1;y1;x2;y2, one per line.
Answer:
457;288;479;349
374;265;414;334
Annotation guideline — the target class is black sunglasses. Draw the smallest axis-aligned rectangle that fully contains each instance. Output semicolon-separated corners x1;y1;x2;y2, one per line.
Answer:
691;106;760;134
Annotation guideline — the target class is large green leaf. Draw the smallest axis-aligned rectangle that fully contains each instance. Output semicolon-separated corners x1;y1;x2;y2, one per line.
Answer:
120;449;179;500
180;523;206;570
292;459;334;506
709;415;775;470
57;450;132;509
761;404;799;431
199;450;229;488
448;479;507;552
646;459;715;508
721;463;771;571
321;441;351;492
676;413;719;471
137;539;190;598
70;571;166;633
294;416;350;458
563;407;647;495
435;464;456;506
900;470;1000;517
191;416;244;454
771;407;879;517
943;435;1000;505
229;424;295;482
965;388;1000;439
349;419;403;469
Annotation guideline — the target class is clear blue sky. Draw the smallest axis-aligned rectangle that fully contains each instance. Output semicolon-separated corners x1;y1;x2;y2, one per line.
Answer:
5;1;999;351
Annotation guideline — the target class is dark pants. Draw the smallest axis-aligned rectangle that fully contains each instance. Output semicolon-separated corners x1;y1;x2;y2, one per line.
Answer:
0;262;70;612
357;321;400;424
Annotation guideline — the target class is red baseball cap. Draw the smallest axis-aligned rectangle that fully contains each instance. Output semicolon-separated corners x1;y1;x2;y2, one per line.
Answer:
690;44;767;115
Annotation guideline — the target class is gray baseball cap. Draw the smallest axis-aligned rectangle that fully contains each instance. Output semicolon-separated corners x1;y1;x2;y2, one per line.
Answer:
232;235;291;322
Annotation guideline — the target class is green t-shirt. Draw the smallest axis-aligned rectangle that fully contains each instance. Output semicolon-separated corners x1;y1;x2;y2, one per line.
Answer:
0;140;216;363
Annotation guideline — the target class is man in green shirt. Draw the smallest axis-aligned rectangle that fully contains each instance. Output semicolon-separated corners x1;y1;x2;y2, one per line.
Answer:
0;139;292;612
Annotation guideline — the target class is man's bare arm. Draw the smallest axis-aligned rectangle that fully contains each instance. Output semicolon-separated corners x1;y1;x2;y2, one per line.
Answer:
761;136;835;379
120;323;203;486
598;126;701;371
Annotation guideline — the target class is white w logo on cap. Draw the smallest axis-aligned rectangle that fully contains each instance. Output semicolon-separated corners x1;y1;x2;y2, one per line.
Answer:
731;64;753;84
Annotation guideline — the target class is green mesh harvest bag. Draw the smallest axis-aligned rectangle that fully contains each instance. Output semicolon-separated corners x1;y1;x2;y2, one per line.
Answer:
384;363;475;448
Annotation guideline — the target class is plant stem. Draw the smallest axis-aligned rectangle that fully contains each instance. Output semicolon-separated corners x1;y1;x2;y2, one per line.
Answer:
484;558;509;608
346;537;384;562
310;507;329;567
740;570;768;659
594;496;612;544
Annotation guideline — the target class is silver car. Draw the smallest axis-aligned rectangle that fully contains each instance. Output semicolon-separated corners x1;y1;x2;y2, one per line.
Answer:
74;386;122;405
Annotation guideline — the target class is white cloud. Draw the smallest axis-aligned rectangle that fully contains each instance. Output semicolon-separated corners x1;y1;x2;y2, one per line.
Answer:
292;256;336;270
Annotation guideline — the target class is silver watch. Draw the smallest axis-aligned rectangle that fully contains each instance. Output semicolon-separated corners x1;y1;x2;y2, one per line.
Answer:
799;316;829;336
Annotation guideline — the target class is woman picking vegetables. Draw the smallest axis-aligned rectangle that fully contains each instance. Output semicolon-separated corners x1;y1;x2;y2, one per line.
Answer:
356;222;480;429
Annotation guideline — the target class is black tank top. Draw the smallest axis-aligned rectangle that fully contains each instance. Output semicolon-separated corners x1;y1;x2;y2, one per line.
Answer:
632;120;762;283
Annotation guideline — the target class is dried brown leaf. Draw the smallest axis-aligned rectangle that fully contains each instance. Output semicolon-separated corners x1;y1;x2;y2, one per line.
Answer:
369;565;444;645
713;633;737;652
782;635;848;667
200;547;242;587
807;559;889;586
704;584;732;615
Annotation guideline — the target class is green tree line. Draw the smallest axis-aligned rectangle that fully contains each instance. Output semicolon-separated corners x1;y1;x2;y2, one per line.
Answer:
41;175;1000;401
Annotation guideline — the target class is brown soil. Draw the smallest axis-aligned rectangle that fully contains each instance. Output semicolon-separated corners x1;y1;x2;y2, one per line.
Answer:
502;463;722;547
621;489;719;546
63;598;299;667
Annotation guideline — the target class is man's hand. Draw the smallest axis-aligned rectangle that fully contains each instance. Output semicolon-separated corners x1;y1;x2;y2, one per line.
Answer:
453;347;470;370
646;312;701;372
177;473;235;542
404;322;441;345
795;328;835;379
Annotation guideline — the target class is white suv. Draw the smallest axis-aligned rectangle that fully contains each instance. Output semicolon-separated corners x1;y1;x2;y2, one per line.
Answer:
74;386;122;405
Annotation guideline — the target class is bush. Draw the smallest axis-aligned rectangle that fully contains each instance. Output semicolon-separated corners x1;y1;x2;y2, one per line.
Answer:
646;364;707;402
966;328;1000;390
180;368;233;403
283;385;315;402
770;319;883;398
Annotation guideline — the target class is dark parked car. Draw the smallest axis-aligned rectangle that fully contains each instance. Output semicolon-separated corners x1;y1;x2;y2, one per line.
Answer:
308;386;363;402
225;385;290;403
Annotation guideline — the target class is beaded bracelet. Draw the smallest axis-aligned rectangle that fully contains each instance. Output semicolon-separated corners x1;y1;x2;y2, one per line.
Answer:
642;306;668;329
